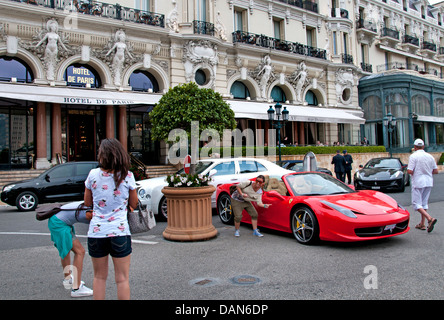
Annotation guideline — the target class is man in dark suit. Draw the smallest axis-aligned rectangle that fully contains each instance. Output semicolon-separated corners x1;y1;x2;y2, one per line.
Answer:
343;150;353;184
331;150;346;182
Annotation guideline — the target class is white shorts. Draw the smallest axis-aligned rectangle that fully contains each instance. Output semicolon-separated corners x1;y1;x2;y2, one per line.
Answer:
411;187;432;211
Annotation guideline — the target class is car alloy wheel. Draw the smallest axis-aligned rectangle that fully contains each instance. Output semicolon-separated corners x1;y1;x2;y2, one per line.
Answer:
16;191;38;212
158;196;168;221
291;206;319;244
217;193;234;225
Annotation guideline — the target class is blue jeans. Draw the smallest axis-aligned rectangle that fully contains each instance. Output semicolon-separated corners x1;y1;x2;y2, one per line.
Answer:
88;236;132;258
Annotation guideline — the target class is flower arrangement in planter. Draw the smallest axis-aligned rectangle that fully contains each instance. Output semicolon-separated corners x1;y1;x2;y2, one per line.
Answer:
166;173;211;188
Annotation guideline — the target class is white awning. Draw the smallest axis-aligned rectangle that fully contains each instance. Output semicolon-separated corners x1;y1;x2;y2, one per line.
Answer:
417;115;444;123
0;83;162;105
227;100;365;125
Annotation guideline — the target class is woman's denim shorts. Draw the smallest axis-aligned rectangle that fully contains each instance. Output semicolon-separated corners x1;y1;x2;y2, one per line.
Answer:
88;236;132;258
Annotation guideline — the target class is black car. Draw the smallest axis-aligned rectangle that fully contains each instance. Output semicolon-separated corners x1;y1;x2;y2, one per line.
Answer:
276;160;333;176
354;157;410;192
1;161;98;211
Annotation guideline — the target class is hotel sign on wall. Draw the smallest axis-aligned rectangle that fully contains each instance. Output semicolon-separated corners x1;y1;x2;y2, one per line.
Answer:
66;65;96;86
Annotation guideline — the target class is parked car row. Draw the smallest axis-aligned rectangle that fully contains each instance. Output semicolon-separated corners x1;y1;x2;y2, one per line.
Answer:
1;162;99;211
0;157;411;214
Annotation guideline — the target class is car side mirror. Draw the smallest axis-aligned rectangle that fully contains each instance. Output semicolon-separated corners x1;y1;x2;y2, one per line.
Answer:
265;190;285;201
359;165;363;168
45;174;50;182
208;169;217;177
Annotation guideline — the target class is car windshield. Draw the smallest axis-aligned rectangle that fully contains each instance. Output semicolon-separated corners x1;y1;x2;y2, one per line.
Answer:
286;173;354;196
176;161;213;175
364;158;401;169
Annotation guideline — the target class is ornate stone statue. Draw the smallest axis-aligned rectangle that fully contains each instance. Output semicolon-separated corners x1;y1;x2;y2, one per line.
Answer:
106;30;133;86
35;19;69;81
257;55;273;99
293;62;308;103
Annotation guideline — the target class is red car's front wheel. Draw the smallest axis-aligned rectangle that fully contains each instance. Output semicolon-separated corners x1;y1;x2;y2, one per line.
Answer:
291;206;319;245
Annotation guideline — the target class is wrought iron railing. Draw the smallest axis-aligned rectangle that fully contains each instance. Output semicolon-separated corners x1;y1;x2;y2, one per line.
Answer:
331;8;349;19
276;0;318;13
360;62;373;73
403;34;419;46
193;20;215;36
8;0;165;28
342;53;353;64
356;18;377;33
422;41;436;51
232;31;326;60
381;27;399;40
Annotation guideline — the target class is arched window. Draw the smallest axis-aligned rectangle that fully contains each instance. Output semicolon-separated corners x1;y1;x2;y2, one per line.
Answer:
129;70;159;92
0;56;34;83
305;90;318;106
230;80;250;99
64;64;101;88
271;86;286;102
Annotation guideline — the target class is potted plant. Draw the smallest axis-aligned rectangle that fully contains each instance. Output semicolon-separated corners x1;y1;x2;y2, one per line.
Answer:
161;173;216;241
150;83;236;241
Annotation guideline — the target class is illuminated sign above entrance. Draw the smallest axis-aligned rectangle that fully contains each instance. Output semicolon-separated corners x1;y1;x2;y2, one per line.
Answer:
64;64;100;88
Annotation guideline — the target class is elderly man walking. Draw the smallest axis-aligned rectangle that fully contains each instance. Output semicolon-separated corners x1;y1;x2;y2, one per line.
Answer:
407;139;438;233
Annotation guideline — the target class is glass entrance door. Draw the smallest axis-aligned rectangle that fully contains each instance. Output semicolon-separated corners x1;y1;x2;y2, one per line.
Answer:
0;102;34;169
68;110;96;161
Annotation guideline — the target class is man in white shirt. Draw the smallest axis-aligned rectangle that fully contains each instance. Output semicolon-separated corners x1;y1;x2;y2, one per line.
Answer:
407;139;438;233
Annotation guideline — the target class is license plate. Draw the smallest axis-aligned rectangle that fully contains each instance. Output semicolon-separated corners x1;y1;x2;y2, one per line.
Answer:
384;224;396;232
371;186;380;190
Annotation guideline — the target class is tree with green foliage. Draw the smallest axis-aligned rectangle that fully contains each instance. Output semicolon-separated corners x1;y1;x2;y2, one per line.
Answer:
150;82;237;173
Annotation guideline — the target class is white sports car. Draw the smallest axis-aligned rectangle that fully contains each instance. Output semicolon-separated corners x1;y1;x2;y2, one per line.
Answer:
136;157;292;221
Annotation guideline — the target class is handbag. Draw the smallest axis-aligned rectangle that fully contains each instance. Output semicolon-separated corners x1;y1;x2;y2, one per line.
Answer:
127;204;156;234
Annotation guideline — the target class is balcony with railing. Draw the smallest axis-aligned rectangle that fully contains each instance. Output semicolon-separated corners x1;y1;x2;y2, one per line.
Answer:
400;34;419;52
361;62;373;73
381;27;399;40
6;0;165;28
276;0;318;14
379;27;400;48
422;40;436;52
403;34;419;46
193;20;215;36
356;18;377;33
342;53;353;64
232;31;326;60
376;62;442;78
331;8;349;19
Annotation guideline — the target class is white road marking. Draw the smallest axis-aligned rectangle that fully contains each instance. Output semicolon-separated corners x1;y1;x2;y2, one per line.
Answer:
0;232;158;245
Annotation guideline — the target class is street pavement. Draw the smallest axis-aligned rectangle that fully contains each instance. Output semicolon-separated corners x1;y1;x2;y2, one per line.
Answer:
0;203;443;304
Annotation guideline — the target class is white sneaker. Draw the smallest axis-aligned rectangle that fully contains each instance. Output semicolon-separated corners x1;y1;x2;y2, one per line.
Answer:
63;275;73;289
71;282;93;298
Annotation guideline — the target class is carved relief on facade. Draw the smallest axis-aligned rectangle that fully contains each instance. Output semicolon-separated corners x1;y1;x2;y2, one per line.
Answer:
335;68;355;105
182;40;218;88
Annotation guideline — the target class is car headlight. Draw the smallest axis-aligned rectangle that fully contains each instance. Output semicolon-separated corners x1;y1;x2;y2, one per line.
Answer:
321;200;357;219
391;171;402;179
2;185;15;192
355;172;361;179
137;188;146;198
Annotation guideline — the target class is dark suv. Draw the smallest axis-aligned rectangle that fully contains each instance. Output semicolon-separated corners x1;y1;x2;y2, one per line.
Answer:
1;161;98;211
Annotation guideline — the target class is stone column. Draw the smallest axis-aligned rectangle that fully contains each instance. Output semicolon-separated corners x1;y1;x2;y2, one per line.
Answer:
106;105;114;138
35;102;50;169
51;103;62;164
118;105;127;151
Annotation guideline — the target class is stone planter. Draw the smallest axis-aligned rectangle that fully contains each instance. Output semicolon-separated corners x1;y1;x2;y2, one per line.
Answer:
162;185;217;241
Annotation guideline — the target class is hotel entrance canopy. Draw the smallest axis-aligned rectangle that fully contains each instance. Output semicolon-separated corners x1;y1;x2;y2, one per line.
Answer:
0;83;161;105
0;83;365;124
227;100;365;125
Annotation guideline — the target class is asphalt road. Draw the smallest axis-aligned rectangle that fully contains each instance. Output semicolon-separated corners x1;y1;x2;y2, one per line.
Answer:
0;175;443;306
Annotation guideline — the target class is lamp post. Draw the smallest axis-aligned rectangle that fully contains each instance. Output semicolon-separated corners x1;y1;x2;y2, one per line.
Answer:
383;112;397;157
267;102;289;161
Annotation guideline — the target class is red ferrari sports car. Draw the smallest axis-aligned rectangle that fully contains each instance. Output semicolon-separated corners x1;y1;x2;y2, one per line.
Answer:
216;172;410;244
